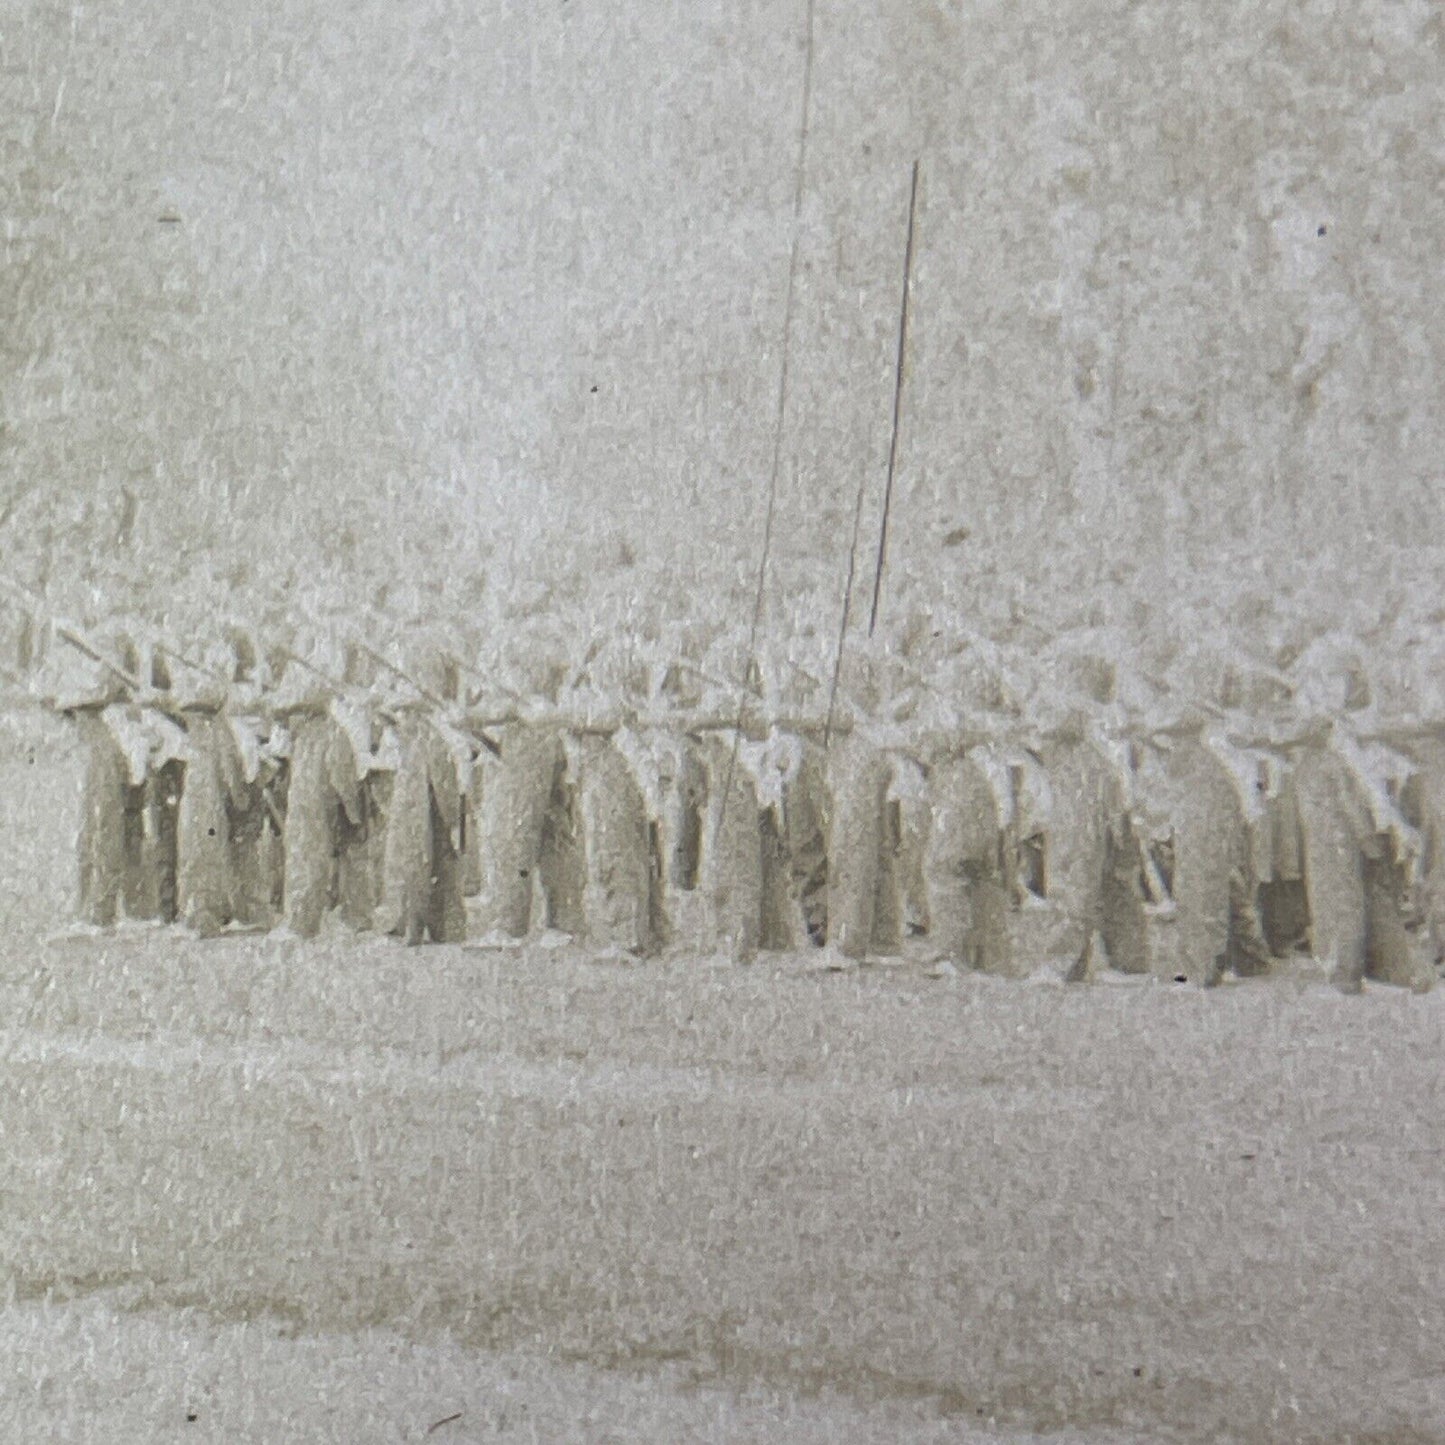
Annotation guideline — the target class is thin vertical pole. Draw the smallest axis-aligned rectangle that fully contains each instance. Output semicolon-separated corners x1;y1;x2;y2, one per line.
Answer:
868;158;920;637
716;0;817;837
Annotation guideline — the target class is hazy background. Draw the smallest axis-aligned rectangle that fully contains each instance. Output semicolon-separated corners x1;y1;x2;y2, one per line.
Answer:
2;0;1441;645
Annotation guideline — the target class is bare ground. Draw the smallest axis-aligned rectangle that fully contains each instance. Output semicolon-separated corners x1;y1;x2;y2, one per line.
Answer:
0;928;1442;1442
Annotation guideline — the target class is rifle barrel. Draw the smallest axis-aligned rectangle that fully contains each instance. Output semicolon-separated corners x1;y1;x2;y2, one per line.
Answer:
352;641;501;757
56;626;142;693
157;642;229;683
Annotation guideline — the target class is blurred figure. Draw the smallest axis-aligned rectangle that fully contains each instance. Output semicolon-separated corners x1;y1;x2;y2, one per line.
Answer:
40;627;132;928
921;741;1013;975
476;644;578;939
272;635;373;938
127;639;188;924
561;641;655;955
380;645;467;945
173;637;266;937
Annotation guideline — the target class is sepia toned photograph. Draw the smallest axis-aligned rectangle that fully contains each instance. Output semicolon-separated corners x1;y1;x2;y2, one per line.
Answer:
1;0;1442;1439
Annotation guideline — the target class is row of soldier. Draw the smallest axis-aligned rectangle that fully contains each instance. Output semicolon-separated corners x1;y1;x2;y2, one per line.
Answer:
32;614;1445;990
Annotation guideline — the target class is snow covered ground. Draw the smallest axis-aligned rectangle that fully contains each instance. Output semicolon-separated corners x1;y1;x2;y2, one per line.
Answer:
1;928;1442;1442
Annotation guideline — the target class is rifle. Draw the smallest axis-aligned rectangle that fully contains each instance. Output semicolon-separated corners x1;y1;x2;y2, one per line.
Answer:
0;573;156;703
1359;722;1445;750
51;624;143;693
276;645;346;692
466;675;525;710
156;641;230;684
666;658;744;696
351;639;500;757
1133;667;1228;722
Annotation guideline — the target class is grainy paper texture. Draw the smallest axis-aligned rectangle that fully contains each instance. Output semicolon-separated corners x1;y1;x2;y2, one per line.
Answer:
1;1;1442;1440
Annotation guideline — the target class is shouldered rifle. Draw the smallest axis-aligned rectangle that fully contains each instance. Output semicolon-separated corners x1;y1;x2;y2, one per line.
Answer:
156;642;229;685
351;639;500;757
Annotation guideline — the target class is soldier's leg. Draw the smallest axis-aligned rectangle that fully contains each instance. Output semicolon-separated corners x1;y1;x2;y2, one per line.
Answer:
578;745;652;954
540;772;586;935
922;761;974;967
870;798;905;955
76;721;125;928
758;808;797;951
1100;829;1149;976
396;811;430;946
1256;878;1308;957
336;811;379;932
1223;867;1272;979
825;738;889;960
898;793;932;937
668;750;707;892
121;782;155;920
700;743;763;960
282;767;334;939
462;795;484;899
367;773;395;931
484;729;562;937
1294;755;1368;986
646;818;671;949
795;846;828;946
150;761;183;924
261;817;285;917
427;800;467;944
228;796;273;930
782;748;829;947
1100;871;1148;975
969;861;1016;975
177;743;231;939
1365;855;1433;992
384;748;432;946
